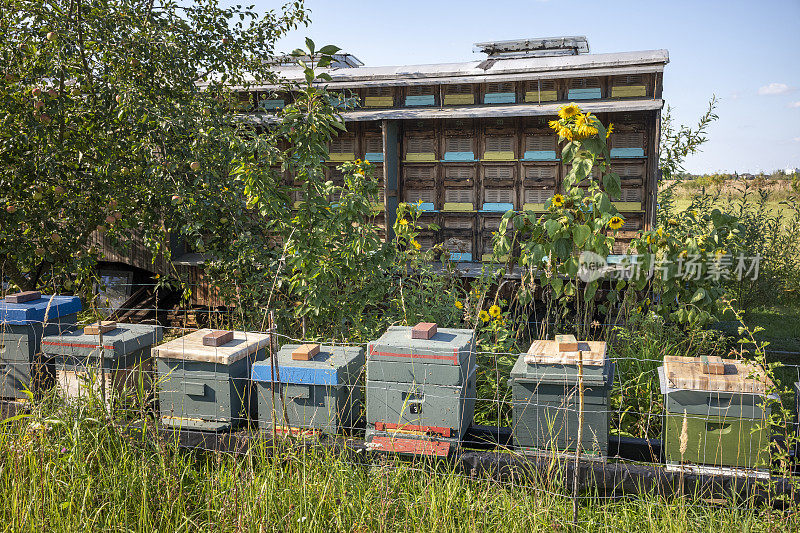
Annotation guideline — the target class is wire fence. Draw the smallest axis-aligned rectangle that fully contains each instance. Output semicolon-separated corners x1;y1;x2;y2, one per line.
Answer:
1;287;799;516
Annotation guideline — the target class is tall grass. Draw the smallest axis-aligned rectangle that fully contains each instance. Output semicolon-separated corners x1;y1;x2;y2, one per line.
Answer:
0;399;796;532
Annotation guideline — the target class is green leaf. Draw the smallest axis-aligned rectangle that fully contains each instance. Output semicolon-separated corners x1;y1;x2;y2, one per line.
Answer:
305;37;315;55
545;218;561;238
573;224;590;246
603;172;622;199
691;288;706;303
319;44;341;55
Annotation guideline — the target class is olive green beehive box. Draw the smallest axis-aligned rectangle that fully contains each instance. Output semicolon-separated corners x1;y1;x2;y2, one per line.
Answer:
42;322;162;406
658;356;774;470
509;339;613;456
1;292;82;400
154;329;270;431
365;323;477;445
252;343;365;435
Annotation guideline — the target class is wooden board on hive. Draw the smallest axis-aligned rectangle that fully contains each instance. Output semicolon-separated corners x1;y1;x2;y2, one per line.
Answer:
663;355;773;394
525;340;607;366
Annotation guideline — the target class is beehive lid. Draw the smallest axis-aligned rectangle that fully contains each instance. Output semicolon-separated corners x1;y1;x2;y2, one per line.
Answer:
153;328;269;365
524;340;607;366
42;323;163;358
251;344;365;386
662;356;773;394
368;325;475;366
0;293;82;325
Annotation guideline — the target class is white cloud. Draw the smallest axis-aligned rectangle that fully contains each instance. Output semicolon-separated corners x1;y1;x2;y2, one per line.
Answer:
758;83;790;95
790;101;800;108
794;137;800;143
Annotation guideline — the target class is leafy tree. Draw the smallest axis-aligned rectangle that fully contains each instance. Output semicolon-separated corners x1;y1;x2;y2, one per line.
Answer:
0;0;309;293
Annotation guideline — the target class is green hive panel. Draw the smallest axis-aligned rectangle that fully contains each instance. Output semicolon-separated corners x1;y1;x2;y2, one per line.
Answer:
657;365;773;470
510;353;613;456
42;323;162;405
153;329;270;431
366;365;477;440
1;293;81;400
251;344;365;434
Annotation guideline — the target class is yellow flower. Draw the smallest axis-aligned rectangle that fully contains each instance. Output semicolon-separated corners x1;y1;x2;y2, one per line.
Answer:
558;103;581;120
478;310;490;323
410;239;421;250
489;305;501;318
454;300;463;310
608;216;624;230
548;119;561;132
646;234;652;244
557;126;574;140
399;219;409;226
364;160;370;165
552;194;565;207
668;218;678;226
656;227;664;238
606;123;614;139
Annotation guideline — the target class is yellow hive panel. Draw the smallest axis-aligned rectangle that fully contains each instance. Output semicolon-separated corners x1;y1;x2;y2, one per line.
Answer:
482;151;516;161
611;86;647;98
524;90;558;103
443;94;475;106
612;201;643;211
328;153;355;162
364;96;394;108
405;152;437;162
523;203;547;212
442;202;475;212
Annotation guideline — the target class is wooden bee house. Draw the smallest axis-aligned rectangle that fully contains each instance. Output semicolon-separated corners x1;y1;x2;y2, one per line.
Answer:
484;81;516;104
1;292;82;400
568;77;602;100
510;338;613;456
404;85;437;107
443;84;475;106
153;329;270;430
524;79;558;103
362;86;394;108
611;74;648;98
251;343;364;435
658;356;775;470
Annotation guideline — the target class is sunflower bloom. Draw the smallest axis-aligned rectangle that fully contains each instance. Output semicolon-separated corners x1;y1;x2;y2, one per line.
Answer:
656;227;664;238
558;103;581;119
608;216;624;230
548;119;561;132
489;305;502;318
454;300;463;310
478;310;490;323
551;194;565;207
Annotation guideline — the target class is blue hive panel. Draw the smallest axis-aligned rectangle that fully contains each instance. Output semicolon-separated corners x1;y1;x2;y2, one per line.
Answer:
0;295;82;326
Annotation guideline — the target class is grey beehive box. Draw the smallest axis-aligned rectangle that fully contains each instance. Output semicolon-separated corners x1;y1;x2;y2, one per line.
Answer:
153;329;270;431
509;340;613;456
658;356;774;470
251;343;365;435
42;322;162;406
366;324;477;443
1;292;81;399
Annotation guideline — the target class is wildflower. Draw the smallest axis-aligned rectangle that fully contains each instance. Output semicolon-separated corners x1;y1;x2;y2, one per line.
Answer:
364;160;371;165
656;227;664;238
668;218;678;226
608;216;624;230
489;305;502;318
551;194;565;207
410;239;421;250
454;300;463;310
399;219;409;226
479;310;490;323
606;123;614;139
646;234;652;244
558;103;581;119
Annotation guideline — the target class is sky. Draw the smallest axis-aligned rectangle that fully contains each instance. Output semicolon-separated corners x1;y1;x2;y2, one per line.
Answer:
255;0;800;174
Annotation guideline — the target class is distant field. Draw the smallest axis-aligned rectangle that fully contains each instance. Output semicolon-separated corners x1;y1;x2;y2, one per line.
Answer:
660;178;797;219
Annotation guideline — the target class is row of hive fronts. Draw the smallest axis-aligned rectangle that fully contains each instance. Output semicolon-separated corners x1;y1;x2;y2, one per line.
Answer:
248;73;660;111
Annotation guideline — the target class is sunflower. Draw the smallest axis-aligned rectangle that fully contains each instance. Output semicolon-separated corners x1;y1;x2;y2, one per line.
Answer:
548;119;561;132
551;194;565;207
608;216;624;230
489;305;502;318
479;310;490;323
454;300;463;310
558;103;581;120
656;227;664;238
557;126;574;140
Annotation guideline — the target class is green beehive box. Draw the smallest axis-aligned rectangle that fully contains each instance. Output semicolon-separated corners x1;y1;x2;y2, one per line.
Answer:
1;292;82;400
251;343;364;435
366;324;477;442
42;322;162;405
658;357;774;470
153;329;270;431
509;339;613;456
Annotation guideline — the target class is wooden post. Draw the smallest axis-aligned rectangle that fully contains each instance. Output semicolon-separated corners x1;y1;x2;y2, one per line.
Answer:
572;349;584;526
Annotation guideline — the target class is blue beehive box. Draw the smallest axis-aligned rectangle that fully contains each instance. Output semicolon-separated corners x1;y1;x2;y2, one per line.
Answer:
252;343;365;435
1;291;81;399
